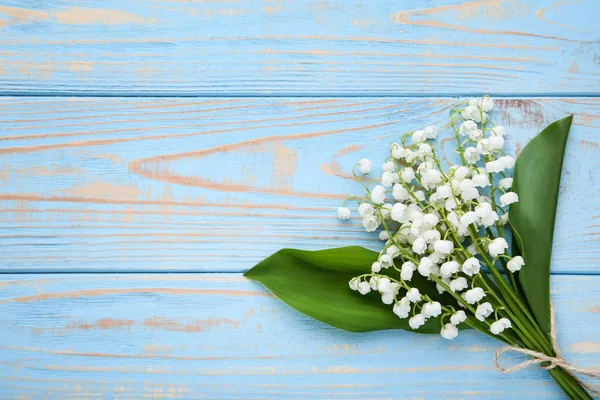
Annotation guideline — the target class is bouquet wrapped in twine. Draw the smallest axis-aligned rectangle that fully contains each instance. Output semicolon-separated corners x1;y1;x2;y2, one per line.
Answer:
246;97;598;399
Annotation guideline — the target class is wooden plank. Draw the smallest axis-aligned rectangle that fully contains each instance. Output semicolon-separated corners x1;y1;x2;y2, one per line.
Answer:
0;273;597;399
0;0;598;95
0;97;598;273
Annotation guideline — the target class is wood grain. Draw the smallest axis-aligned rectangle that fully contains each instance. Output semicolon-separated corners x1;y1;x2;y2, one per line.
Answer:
0;0;598;95
1;97;598;273
0;274;598;399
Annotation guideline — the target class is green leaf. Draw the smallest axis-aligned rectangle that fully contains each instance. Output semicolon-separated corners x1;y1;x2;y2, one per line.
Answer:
244;246;460;333
510;115;573;336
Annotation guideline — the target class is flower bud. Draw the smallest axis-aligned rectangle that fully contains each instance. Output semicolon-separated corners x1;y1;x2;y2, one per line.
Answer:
358;158;372;174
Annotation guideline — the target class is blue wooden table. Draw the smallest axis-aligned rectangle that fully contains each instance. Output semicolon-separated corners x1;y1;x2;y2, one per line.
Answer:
0;1;599;398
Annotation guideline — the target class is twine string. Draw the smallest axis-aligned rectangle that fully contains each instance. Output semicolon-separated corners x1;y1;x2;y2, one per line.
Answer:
493;305;600;396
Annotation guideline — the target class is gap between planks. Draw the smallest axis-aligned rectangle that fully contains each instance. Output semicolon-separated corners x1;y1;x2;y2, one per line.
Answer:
1;93;600;99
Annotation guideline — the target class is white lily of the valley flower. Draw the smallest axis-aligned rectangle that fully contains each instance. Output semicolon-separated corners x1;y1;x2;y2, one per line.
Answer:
436;184;452;198
450;277;468;292
409;314;426;329
386;245;400;258
349;278;359;291
462;257;481;276
498;177;513;189
401;168;415;183
370;185;386;204
369;276;379;290
459;179;479;201
500;192;519;206
462;105;482;122
418;257;434;277
475;302;494;321
488;135;505;150
358;158;372;174
422;213;439;228
377;277;392;293
379;254;393;268
460;211;478;227
392;184;410;201
423;229;441;243
412;237;427;254
422;169;442;189
468;129;484;142
491;125;506;137
378;231;390;241
466;244;477;255
490;318;512;335
488;237;508;257
507;256;525;272
480;96;494;112
445;197;458;211
485;160;504;173
382;160;396;172
371;261;382;273
401;261;416;281
450;310;467;325
475;202;498;227
422;302;442;318
358;281;371;295
454;166;470;180
381;171;395;187
412;130;426;143
459;120;477;136
441;323;459;340
477;138;490;156
406;288;421;302
463;288;485;304
424;125;437;139
440;261;460;278
464;147;480;164
392;145;410;160
337;207;351;220
433;240;454;255
472;173;490;188
498;155;515;169
358;203;374;217
381;291;395;305
362;215;380;232
391;203;407;223
393;298;411;318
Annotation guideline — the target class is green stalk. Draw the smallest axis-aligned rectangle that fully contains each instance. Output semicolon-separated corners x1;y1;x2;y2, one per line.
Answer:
549;367;594;400
468;227;553;352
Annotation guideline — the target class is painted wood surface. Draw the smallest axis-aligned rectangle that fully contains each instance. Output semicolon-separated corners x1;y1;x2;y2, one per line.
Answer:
0;97;598;273
0;274;598;399
0;0;599;96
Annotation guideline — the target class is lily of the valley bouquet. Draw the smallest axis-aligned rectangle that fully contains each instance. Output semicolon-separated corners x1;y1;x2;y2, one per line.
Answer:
245;97;598;398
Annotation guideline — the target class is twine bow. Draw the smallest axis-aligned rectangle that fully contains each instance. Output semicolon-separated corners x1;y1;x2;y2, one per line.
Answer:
493;305;600;396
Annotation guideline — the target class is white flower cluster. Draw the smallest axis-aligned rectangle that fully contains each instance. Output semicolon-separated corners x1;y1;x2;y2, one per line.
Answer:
338;96;524;340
